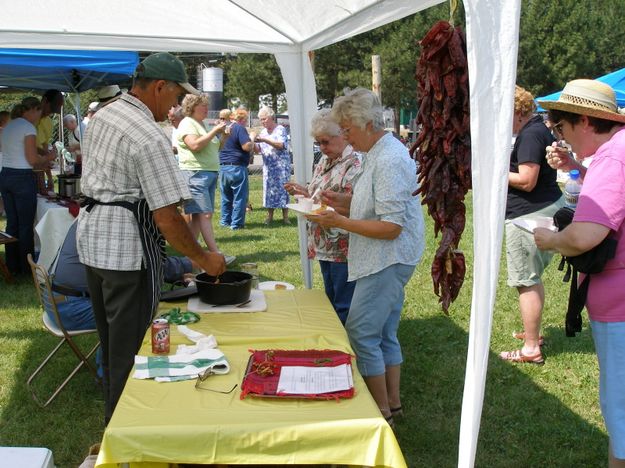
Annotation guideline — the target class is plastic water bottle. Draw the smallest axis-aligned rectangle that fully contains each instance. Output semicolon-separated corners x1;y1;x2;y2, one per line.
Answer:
564;169;582;209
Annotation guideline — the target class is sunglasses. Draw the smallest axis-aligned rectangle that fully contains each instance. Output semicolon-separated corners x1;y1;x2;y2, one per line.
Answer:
552;121;564;137
194;367;238;394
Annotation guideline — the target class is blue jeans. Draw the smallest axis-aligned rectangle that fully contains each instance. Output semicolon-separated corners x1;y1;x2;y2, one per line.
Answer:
591;319;625;459
346;263;415;377
51;295;96;331
319;260;355;325
0;168;37;275
219;165;249;229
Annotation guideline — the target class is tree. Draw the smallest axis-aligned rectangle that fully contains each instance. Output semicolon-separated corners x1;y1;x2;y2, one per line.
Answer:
372;4;453;130
517;0;625;96
222;54;285;112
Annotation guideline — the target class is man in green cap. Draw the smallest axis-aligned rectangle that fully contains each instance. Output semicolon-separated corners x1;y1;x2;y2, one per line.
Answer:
77;52;226;424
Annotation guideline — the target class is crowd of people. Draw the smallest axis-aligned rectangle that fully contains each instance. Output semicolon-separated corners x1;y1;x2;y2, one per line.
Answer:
1;51;623;466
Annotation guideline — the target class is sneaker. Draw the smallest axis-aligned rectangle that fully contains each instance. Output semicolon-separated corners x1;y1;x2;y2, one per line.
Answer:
224;255;236;265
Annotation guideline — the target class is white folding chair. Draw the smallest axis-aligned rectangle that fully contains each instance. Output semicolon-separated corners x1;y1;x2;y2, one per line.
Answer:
26;254;100;407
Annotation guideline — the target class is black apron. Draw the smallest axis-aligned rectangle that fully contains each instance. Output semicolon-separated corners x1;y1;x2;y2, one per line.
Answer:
82;197;165;317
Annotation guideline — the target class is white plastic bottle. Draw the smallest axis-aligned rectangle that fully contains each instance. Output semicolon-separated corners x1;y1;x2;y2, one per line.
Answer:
564;169;582;209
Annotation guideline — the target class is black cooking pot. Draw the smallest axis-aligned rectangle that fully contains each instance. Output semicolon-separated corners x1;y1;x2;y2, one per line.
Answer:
195;270;253;305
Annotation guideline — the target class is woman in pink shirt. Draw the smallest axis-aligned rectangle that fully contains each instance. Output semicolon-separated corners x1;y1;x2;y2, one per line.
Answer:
535;79;625;467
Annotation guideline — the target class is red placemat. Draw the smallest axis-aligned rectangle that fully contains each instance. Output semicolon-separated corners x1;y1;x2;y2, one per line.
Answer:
240;349;355;400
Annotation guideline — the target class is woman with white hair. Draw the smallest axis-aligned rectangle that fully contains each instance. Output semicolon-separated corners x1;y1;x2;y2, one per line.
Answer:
284;109;361;324
254;106;291;224
308;88;424;427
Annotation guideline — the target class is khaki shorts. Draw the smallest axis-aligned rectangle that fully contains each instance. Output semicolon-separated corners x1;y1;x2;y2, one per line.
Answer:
505;197;565;288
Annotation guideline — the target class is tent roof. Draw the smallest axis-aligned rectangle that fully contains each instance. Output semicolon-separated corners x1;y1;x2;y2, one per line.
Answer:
537;67;625;110
0;2;523;466
0;49;139;92
0;0;444;53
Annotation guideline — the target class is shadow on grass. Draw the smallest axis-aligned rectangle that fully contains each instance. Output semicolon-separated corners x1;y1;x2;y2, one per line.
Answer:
215;233;266;243
0;323;104;467
395;315;606;467
540;324;596;357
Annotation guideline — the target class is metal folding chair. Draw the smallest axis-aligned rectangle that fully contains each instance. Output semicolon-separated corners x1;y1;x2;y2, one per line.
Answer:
0;233;18;283
26;254;100;407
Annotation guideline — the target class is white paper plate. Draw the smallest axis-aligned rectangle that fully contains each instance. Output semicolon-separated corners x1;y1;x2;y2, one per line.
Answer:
512;217;556;234
286;203;334;216
258;281;295;291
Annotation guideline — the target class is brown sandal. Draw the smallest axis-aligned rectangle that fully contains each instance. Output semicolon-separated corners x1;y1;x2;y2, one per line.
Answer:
499;349;544;365
512;331;545;346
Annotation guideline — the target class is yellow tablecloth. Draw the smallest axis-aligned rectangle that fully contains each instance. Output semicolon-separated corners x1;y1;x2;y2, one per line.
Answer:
96;290;406;468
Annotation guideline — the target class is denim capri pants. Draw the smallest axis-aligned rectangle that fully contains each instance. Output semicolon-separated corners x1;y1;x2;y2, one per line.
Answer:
184;170;218;214
346;263;415;377
591;319;625;459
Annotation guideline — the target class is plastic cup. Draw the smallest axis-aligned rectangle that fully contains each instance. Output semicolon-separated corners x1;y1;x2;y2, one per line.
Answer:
299;198;314;212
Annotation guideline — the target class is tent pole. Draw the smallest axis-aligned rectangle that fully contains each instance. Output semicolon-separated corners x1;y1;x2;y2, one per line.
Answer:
274;51;318;288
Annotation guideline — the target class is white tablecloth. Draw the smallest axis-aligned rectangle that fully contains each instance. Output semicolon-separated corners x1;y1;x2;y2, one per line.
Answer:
34;196;75;270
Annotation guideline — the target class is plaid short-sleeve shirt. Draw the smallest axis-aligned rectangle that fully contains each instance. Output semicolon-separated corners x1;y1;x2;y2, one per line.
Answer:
77;94;191;271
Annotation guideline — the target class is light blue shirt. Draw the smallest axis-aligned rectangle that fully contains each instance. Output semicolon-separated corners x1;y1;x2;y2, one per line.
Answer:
347;133;425;281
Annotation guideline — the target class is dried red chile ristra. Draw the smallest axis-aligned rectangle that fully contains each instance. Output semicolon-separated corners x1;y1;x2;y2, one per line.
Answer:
410;20;471;314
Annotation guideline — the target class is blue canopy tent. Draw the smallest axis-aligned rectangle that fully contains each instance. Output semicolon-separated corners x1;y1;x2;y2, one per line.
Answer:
0;48;139;92
0;48;139;172
537;67;625;111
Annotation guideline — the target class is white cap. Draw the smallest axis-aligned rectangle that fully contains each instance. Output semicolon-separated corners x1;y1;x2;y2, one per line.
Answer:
98;85;122;102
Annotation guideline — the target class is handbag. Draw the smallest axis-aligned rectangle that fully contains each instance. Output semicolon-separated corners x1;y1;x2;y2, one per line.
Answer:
553;207;618;336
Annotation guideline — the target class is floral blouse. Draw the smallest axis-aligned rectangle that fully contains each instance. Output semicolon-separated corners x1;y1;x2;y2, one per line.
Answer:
307;146;361;262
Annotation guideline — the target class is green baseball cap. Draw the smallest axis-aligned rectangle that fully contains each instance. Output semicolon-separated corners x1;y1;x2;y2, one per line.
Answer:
134;52;200;95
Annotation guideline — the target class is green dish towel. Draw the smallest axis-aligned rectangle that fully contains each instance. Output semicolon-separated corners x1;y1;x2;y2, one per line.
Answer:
133;349;230;382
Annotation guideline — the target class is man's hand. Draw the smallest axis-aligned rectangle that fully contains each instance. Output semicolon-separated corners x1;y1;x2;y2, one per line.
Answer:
197;251;226;277
154;204;226;277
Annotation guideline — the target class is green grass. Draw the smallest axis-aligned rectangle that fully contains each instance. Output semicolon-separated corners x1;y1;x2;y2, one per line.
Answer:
0;175;606;467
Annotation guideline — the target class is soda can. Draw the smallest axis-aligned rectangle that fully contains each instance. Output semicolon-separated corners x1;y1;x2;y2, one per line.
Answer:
151;318;170;354
240;263;259;289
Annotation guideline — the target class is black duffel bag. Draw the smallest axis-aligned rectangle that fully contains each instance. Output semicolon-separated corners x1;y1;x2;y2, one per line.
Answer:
553;207;618;336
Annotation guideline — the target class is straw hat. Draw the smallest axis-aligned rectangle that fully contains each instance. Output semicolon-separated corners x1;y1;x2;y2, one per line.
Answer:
539;79;625;123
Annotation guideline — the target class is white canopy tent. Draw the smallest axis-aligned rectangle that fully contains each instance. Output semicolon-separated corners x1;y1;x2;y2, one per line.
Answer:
0;1;521;465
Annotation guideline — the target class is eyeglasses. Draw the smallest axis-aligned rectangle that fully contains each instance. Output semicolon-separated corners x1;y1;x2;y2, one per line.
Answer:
315;139;331;146
552;121;564;137
194;368;238;394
